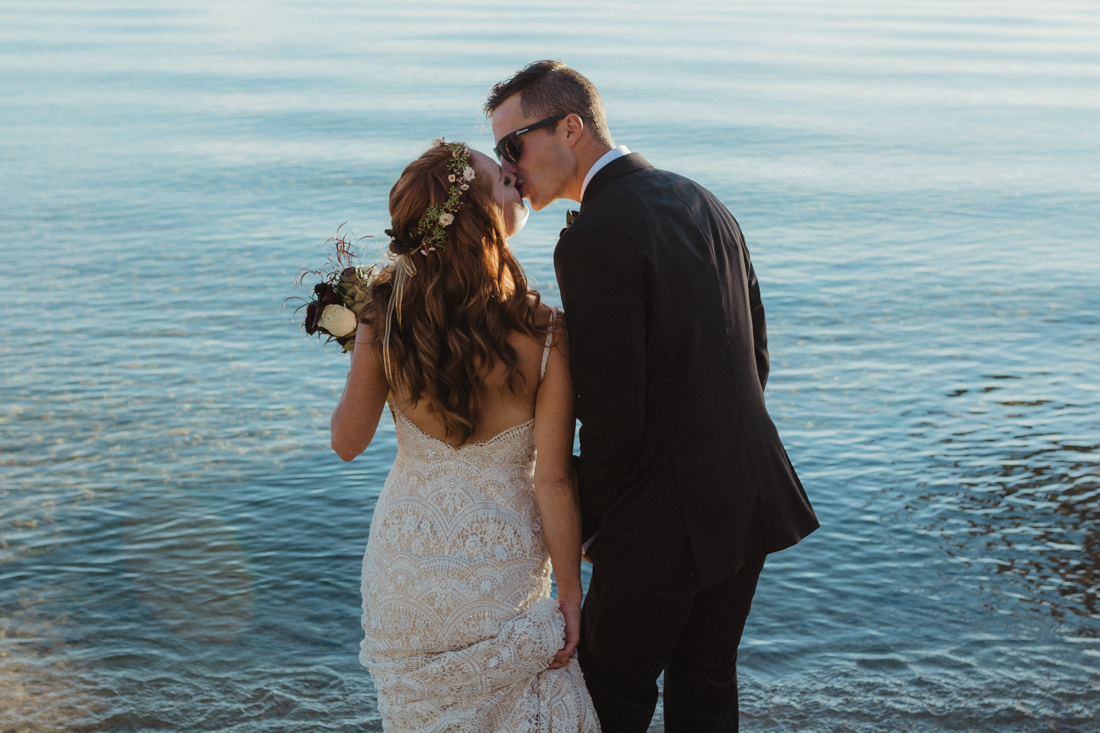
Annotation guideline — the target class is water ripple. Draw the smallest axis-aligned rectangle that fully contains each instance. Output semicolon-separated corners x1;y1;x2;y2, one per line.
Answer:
3;0;1100;730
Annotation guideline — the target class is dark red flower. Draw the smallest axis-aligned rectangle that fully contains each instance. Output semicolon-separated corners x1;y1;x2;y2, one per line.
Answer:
302;283;339;335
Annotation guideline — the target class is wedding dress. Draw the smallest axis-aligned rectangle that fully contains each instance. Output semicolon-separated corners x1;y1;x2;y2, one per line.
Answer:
359;319;600;732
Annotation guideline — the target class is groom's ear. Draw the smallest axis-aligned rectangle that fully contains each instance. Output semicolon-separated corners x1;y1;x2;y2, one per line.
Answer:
562;113;585;148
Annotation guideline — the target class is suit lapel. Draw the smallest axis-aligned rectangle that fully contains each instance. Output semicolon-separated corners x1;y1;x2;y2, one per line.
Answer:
580;153;652;211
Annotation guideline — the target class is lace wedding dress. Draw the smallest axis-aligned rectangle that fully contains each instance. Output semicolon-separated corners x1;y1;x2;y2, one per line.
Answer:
359;320;600;732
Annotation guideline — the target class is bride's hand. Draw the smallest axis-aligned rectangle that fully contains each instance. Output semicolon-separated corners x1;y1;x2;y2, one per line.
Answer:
548;598;581;670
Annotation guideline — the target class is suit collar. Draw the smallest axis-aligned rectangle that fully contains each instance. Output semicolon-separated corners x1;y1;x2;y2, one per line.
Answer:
580;145;630;200
580;153;652;210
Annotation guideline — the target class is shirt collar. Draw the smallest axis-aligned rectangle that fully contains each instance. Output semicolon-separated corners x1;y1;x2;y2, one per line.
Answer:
580;145;630;201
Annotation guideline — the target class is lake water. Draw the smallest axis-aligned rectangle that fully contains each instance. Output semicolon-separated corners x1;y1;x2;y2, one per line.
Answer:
1;0;1098;730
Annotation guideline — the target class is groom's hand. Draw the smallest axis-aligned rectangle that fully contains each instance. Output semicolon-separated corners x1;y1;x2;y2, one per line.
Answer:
547;598;581;669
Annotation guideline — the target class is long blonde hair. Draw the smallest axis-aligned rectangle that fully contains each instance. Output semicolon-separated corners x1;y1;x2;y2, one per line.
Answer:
360;143;547;443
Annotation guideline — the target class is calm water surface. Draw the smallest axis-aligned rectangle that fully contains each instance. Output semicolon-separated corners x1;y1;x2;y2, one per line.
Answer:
1;1;1098;730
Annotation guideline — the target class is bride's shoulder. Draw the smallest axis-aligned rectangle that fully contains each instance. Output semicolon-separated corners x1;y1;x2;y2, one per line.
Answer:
531;302;567;356
508;300;565;358
527;296;564;329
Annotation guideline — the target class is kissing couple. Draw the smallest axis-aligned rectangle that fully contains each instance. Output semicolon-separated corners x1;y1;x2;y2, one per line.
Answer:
329;60;818;733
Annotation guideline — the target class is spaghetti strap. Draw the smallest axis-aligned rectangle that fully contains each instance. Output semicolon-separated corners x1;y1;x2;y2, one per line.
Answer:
539;307;557;383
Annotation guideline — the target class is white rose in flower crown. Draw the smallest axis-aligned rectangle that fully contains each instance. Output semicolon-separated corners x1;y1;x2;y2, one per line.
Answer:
318;304;358;338
431;138;444;147
438;213;455;226
463;166;476;181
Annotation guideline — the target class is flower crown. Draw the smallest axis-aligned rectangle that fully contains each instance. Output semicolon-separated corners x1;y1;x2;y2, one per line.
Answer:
385;139;475;256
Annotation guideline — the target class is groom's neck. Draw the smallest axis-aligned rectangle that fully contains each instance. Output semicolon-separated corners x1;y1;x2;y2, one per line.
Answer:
566;139;615;203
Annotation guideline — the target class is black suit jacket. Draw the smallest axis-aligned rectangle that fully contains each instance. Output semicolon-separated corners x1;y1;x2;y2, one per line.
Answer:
554;153;818;585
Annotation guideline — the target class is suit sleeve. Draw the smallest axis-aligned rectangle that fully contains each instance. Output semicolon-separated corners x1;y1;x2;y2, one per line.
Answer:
747;258;769;391
554;229;646;542
729;212;769;390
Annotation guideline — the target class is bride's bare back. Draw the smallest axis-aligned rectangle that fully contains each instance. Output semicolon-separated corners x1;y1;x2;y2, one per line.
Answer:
392;305;554;447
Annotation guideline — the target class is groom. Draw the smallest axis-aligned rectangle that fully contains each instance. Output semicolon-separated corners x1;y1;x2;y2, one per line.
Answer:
486;61;818;732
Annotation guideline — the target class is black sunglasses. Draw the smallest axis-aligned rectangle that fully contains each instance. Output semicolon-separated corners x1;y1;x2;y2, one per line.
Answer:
493;114;568;164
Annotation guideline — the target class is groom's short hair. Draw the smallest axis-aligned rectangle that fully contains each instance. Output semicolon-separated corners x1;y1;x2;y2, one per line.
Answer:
485;60;613;147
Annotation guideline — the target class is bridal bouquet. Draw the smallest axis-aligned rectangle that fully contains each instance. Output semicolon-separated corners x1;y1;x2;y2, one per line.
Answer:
291;225;376;352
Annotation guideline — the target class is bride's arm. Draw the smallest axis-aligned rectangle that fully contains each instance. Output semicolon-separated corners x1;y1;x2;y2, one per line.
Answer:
532;322;583;669
330;322;390;461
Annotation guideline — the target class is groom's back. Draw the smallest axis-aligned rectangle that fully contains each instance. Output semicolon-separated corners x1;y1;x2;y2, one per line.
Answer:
556;158;818;584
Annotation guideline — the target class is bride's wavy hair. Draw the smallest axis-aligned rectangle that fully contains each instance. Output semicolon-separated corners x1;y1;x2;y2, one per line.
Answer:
361;143;547;443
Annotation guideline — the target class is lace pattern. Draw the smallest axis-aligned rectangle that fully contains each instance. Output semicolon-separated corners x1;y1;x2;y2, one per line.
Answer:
360;403;600;732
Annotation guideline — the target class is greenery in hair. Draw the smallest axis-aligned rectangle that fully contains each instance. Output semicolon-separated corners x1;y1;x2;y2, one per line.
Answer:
406;140;475;254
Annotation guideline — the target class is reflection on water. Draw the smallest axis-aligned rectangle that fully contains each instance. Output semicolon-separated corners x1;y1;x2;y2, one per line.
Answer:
919;384;1099;625
2;0;1100;730
122;490;255;643
0;594;102;732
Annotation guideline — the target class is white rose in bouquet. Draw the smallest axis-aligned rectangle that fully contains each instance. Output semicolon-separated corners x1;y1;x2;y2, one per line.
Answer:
318;304;358;338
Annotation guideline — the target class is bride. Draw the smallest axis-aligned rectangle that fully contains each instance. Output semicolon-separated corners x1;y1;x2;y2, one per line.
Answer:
330;140;600;732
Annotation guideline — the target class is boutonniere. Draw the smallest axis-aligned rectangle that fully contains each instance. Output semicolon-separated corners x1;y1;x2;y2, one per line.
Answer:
560;209;581;238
